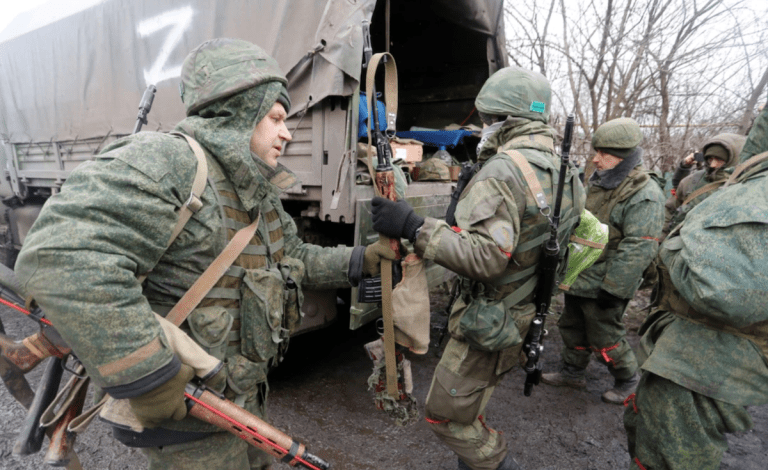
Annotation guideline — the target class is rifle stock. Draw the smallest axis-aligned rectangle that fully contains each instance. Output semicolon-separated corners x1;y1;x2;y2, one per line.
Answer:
185;385;330;470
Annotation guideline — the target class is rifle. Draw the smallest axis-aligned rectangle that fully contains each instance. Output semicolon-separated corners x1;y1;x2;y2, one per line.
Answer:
522;114;574;397
0;269;331;470
133;84;157;134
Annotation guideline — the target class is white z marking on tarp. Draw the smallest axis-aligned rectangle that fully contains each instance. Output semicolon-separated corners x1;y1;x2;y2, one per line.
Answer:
138;6;195;86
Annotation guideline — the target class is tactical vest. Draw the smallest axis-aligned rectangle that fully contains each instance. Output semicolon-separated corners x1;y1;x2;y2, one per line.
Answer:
470;140;584;308
195;157;286;359
656;263;768;359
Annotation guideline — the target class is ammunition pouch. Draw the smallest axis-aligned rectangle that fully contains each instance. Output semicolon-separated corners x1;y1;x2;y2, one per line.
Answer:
186;306;234;361
239;258;304;364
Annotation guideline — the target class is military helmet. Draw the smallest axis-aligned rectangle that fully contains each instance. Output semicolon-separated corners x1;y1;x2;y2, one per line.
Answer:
418;157;451;181
591;117;643;159
475;66;551;123
180;38;289;116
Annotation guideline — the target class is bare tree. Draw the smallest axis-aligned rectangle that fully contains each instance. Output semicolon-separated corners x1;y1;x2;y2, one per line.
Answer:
504;0;768;174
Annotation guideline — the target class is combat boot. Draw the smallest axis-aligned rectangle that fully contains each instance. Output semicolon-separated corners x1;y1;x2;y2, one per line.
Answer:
601;372;640;404
540;363;587;389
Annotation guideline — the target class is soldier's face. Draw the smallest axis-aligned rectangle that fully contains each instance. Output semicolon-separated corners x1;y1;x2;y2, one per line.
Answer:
250;102;292;168
592;150;623;171
707;157;726;170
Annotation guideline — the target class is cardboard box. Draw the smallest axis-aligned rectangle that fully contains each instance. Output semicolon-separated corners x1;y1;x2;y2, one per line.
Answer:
390;138;423;163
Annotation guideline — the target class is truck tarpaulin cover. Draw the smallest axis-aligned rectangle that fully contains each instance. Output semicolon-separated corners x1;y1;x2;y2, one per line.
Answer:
0;0;502;143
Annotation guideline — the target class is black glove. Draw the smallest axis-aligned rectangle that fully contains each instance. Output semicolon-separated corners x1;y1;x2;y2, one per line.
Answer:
596;289;625;310
371;197;424;242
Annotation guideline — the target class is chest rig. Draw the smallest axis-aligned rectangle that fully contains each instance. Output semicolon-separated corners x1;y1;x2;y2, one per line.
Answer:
194;156;286;357
465;138;583;308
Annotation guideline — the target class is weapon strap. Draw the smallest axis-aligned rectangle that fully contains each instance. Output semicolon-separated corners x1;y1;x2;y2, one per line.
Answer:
681;181;723;206
137;133;208;283
365;52;400;397
724;150;768;187
165;212;260;327
502;150;550;212
364;52;398;196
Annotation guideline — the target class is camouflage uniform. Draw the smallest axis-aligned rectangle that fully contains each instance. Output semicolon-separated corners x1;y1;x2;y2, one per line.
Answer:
16;39;357;470
664;133;746;235
624;106;768;470
547;118;665;401
417;67;585;470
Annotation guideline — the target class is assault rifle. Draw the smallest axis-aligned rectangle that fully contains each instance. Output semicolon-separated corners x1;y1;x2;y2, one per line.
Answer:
0;266;330;470
522;114;574;397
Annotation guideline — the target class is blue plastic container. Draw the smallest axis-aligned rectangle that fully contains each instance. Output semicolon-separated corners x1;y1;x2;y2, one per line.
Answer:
358;92;387;139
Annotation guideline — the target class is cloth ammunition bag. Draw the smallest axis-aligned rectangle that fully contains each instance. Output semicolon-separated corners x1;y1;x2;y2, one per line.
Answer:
390;253;430;354
240;256;305;364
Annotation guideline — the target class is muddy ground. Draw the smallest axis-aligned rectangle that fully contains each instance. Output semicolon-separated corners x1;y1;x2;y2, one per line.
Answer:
1;287;766;470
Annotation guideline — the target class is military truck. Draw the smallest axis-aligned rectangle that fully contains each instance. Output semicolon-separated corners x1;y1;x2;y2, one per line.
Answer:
0;0;508;333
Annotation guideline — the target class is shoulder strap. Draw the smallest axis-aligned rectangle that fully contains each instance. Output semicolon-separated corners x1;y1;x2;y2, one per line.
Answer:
364;52;398;197
503;150;550;212
167;133;208;247
165;212;261;327
681;181;723;206
724;151;768;188
137;133;208;284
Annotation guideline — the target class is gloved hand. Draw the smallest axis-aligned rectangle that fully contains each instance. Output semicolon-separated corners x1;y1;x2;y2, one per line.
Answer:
128;363;195;428
363;239;400;276
596;289;625;310
371;197;424;242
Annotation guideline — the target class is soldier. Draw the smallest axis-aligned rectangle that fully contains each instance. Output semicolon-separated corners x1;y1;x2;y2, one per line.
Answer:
541;117;665;404
624;105;768;470
663;133;746;236
14;38;394;470
371;66;585;470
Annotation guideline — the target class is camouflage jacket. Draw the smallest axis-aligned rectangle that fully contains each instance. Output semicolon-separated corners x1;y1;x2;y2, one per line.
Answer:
15;131;353;398
665;133;746;233
568;160;665;299
414;118;585;370
639;149;768;406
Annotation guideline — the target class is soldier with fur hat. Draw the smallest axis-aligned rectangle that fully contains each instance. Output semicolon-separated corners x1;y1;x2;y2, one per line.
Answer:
371;66;585;470
15;38;396;469
542;117;665;405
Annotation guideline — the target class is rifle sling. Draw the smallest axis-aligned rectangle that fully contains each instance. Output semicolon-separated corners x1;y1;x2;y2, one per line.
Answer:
365;52;398;197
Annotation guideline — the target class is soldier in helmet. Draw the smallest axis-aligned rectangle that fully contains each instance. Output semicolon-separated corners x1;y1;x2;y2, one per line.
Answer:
663;133;746;236
624;106;768;470
371;66;585;470
15;38;395;470
541;117;665;404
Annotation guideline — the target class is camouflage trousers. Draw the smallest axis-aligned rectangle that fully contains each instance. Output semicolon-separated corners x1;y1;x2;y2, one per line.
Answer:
424;338;516;470
558;294;637;380
141;382;272;470
623;372;753;470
